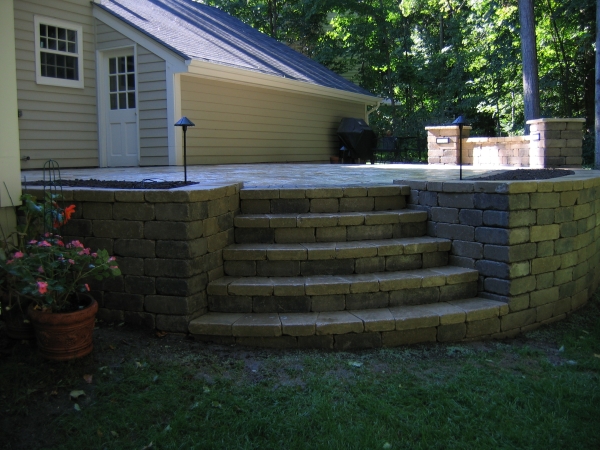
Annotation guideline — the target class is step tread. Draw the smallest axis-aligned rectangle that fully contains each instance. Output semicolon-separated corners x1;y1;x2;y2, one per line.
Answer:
239;185;411;200
188;297;509;337
234;209;427;228
223;237;451;261
207;266;479;297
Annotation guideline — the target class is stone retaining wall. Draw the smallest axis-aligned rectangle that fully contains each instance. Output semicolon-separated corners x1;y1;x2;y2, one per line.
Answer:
25;184;241;333
395;170;600;336
426;118;585;169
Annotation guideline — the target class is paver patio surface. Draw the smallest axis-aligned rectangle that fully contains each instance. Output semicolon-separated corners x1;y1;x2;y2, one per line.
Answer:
21;163;512;188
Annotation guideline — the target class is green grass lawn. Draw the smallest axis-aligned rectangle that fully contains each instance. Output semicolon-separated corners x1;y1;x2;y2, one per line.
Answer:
2;293;599;450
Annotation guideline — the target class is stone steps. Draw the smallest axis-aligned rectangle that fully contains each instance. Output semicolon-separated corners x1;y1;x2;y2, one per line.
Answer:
188;297;509;349
193;183;490;348
206;266;479;313
239;185;411;215
223;237;451;277
234;210;428;243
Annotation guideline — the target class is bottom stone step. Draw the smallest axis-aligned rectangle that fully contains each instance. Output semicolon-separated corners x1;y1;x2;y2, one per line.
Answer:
188;298;509;349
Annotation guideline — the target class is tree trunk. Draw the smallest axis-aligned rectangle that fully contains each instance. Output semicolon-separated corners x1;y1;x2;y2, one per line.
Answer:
519;0;540;134
595;0;600;169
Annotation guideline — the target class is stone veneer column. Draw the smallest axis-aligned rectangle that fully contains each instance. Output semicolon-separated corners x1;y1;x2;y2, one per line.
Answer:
528;118;585;168
426;125;472;165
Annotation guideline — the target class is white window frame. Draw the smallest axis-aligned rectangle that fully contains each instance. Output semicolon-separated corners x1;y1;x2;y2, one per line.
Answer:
34;15;84;89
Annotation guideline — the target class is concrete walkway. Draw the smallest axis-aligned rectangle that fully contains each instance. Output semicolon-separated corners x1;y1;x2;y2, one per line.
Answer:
21;163;514;188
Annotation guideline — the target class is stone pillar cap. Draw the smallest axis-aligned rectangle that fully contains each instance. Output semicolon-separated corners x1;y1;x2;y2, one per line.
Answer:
526;118;585;124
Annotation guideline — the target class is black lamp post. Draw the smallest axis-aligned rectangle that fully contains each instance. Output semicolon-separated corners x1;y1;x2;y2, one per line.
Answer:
452;115;469;180
174;116;196;182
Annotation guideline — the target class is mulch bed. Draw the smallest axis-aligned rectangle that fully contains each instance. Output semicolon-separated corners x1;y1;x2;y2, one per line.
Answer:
23;179;199;190
469;168;575;181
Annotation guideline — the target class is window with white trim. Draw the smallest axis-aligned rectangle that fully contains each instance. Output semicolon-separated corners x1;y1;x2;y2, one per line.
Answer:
34;16;84;89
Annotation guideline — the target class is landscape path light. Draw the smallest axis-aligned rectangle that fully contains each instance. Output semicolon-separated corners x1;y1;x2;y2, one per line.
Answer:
174;116;196;182
452;115;469;180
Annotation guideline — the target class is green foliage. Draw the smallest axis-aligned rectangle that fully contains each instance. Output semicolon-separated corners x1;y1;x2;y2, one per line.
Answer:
0;195;120;312
0;235;120;312
207;0;595;138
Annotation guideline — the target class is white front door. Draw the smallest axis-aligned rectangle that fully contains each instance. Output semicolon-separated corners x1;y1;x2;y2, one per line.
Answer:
104;50;138;167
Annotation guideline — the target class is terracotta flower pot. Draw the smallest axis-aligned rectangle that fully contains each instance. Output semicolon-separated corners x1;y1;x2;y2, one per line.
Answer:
28;297;98;361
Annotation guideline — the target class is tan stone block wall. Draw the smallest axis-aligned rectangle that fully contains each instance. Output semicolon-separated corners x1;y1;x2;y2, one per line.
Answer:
25;184;242;332
403;170;600;338
427;119;584;168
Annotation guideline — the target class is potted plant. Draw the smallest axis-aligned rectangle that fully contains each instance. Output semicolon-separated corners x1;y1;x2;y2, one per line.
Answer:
0;193;120;360
0;192;63;339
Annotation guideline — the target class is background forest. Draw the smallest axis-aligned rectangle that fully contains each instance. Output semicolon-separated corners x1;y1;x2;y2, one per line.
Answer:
205;0;596;161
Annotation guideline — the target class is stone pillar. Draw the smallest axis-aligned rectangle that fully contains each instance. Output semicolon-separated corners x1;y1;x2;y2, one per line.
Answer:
528;118;585;168
426;125;472;165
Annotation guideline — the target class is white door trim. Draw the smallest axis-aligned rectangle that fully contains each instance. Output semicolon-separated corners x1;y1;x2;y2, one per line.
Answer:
97;45;140;167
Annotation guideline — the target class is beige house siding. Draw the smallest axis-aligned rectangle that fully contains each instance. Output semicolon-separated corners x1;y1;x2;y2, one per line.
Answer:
96;20;169;166
1;0;21;235
180;75;365;164
137;47;169;165
14;0;98;169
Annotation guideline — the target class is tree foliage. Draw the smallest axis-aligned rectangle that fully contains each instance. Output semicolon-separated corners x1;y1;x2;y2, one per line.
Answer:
206;0;596;139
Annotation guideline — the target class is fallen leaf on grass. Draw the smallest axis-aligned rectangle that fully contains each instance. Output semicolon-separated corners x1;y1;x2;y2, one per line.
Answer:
383;443;392;449
190;402;200;410
203;386;211;394
211;401;222;409
155;331;168;338
558;345;564;352
73;404;81;411
348;361;363;367
50;390;58;396
70;390;86;400
141;443;153;450
83;374;93;384
594;354;600;358
96;429;103;437
108;345;116;350
111;431;119;438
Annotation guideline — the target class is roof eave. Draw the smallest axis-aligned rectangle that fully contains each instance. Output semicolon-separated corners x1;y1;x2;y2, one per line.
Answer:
186;59;380;104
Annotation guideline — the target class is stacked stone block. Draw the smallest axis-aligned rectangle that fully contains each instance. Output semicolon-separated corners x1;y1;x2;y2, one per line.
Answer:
395;171;600;337
425;125;472;165
528;118;585;168
471;136;530;167
27;184;241;333
427;118;584;169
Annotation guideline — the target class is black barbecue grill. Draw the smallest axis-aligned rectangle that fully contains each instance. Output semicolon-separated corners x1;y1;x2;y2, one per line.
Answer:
336;118;377;163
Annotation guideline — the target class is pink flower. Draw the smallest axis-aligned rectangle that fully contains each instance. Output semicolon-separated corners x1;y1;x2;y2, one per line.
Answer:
44;232;51;237
6;259;14;265
109;257;116;262
78;248;90;256
68;259;75;265
37;266;44;273
38;241;51;247
57;240;65;247
66;240;82;249
13;251;24;258
28;240;38;244
37;281;48;294
110;266;118;270
91;253;98;258
85;284;90;291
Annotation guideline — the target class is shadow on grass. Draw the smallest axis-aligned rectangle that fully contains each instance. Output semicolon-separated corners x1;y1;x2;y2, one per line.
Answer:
1;292;599;450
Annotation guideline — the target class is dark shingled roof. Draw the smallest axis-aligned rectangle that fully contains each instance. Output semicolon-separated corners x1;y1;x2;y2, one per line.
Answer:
95;0;374;97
